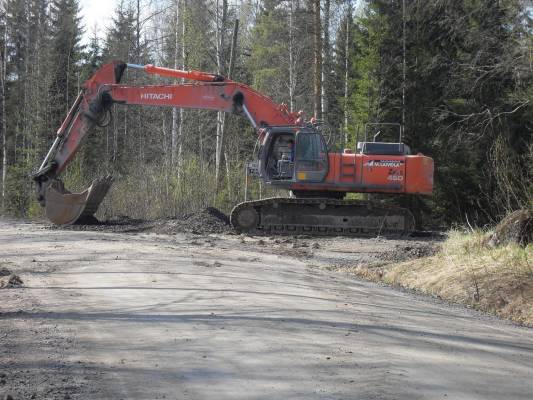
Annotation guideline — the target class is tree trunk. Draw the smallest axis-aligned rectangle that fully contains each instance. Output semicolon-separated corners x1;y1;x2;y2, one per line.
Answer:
171;0;180;166
23;0;30;166
401;0;406;128
113;104;117;163
224;19;239;195
135;0;143;163
288;0;295;112
136;0;141;56
177;1;186;179
321;0;330;118
1;21;6;214
343;1;351;147
214;0;228;191
312;0;322;120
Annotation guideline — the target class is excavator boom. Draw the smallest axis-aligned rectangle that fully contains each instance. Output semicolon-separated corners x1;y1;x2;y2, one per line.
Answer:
32;60;299;225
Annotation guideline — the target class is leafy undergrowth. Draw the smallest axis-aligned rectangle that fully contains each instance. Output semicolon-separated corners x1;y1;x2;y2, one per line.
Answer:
354;231;533;326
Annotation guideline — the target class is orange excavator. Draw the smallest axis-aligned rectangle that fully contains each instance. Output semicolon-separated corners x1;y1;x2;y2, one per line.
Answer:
32;61;433;235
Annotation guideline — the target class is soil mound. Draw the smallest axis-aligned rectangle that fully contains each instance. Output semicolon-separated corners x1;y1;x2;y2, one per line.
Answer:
153;207;231;235
488;209;532;247
381;243;440;263
55;215;149;233
48;207;232;235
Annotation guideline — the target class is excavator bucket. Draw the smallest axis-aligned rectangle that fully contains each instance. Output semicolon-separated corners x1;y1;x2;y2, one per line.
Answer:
44;176;113;225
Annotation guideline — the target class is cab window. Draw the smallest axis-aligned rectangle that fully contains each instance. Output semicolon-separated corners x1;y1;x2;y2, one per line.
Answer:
294;132;328;182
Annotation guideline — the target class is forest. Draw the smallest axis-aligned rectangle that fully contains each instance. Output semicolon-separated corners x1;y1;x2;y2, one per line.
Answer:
0;0;531;227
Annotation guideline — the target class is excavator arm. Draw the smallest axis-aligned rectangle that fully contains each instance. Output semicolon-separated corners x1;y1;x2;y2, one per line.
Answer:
33;60;300;225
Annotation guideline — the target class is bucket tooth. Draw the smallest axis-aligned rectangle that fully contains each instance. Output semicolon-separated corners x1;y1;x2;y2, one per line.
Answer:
44;175;113;225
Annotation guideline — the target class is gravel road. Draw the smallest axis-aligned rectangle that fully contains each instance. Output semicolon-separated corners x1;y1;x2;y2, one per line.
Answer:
1;219;532;399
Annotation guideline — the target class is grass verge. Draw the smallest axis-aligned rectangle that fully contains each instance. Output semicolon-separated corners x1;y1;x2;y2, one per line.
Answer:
336;231;533;326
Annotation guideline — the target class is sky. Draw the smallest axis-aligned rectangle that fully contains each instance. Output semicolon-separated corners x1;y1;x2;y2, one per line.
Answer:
79;0;117;43
78;0;365;45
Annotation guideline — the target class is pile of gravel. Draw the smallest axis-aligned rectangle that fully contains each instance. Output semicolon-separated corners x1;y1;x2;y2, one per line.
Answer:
49;215;150;233
381;243;440;263
47;207;232;235
152;207;231;235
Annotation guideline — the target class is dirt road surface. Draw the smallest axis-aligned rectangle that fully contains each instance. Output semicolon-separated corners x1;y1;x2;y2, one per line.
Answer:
1;219;532;399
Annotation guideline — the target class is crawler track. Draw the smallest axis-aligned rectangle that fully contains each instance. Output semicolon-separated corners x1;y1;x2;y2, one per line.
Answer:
231;197;415;236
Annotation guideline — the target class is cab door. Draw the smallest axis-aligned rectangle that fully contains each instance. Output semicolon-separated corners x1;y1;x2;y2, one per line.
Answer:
258;130;274;179
294;131;329;183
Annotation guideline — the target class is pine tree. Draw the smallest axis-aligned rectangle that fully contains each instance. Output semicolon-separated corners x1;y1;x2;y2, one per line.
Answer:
103;1;139;63
49;0;84;129
247;0;314;117
329;3;355;149
349;2;388;143
1;0;51;216
0;0;529;223
356;0;532;223
82;28;103;80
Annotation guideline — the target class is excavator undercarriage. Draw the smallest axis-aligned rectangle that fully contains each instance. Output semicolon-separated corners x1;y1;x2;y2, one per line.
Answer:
231;198;415;236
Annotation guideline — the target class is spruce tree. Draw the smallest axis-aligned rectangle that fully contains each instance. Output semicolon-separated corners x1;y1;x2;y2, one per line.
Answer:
82;29;103;80
354;0;532;224
49;0;84;129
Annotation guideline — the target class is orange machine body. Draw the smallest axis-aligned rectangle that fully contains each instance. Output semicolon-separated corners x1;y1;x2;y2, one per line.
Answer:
286;153;434;195
35;60;434;219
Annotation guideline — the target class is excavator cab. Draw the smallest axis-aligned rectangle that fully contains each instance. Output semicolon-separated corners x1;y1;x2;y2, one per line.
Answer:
260;127;329;184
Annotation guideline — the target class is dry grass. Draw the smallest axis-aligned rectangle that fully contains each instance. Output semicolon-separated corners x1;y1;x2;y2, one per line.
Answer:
326;264;387;281
382;230;533;326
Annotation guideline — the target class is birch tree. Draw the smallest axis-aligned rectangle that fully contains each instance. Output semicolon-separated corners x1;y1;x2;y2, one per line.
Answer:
288;0;295;112
214;0;228;190
170;0;180;166
343;1;351;146
312;0;321;119
321;0;330;118
0;6;6;214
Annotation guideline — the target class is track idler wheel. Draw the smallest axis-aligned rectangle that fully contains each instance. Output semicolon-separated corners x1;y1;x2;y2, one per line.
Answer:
231;206;259;233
